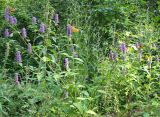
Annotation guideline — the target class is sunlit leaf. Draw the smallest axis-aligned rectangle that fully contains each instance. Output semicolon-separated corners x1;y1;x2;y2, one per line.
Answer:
86;110;97;116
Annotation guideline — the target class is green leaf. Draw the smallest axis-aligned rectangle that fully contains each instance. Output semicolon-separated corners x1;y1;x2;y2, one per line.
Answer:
74;58;84;63
72;102;83;113
77;97;87;101
97;90;106;94
86;110;97;116
77;84;85;88
143;113;150;117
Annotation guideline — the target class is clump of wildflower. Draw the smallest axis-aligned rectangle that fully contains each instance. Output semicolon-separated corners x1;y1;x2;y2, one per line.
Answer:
32;17;37;24
27;43;32;54
9;16;17;25
39;23;45;33
15;73;20;85
67;24;72;37
54;13;59;25
64;58;69;70
16;51;22;63
22;28;27;38
13;17;17;25
120;43;127;54
4;7;10;21
9;16;14;24
4;29;10;38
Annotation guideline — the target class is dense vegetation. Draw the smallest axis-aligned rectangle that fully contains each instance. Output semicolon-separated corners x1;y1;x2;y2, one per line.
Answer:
0;0;159;116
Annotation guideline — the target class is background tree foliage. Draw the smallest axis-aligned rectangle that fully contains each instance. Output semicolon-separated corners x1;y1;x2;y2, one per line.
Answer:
0;0;159;116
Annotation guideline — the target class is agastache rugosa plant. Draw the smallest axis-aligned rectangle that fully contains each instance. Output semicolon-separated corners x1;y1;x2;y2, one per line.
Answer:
4;29;10;38
39;23;45;33
32;17;37;24
9;16;17;25
120;43;127;54
16;51;22;63
22;28;27;38
67;24;72;37
4;7;10;21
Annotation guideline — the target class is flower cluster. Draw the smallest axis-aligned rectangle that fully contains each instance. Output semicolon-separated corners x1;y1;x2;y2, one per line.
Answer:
67;24;80;37
39;23;45;33
22;28;27;39
16;51;22;63
3;6;81;84
54;13;59;25
4;29;10;38
32;17;37;24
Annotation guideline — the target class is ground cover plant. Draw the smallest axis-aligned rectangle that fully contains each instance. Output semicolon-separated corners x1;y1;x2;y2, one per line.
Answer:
0;0;160;117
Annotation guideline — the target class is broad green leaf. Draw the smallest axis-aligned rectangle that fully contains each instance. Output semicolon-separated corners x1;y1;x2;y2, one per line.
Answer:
86;110;97;116
143;113;150;117
74;58;84;63
97;90;106;94
73;102;83;113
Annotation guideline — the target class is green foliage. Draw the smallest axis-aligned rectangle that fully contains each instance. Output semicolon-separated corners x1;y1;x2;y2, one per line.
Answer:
0;0;159;116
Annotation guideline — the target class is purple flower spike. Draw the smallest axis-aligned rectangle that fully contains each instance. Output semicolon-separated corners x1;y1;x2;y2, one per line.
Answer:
22;28;27;38
4;7;10;21
9;16;14;24
120;43;127;54
4;29;10;38
27;43;32;54
39;23;45;33
67;24;72;37
16;51;22;63
13;17;17;25
15;73;20;85
64;58;69;70
54;14;59;25
32;17;37;24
